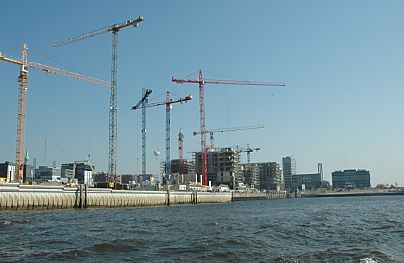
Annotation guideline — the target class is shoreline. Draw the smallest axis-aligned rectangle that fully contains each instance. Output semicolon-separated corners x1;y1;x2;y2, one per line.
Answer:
301;190;404;198
0;184;288;211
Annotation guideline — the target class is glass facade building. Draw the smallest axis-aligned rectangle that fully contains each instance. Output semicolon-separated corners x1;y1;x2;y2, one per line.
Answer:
332;169;371;189
293;173;322;190
282;156;296;192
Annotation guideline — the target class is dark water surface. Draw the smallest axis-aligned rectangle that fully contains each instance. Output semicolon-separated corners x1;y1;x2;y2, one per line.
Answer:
0;196;403;262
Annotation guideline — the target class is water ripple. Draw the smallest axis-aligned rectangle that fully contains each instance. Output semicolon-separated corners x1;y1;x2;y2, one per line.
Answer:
0;196;403;262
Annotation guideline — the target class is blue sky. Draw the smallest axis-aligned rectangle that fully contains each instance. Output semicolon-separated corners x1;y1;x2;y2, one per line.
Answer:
1;0;404;185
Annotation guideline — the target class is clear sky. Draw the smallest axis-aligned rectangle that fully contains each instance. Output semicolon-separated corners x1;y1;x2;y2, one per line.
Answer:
1;0;404;185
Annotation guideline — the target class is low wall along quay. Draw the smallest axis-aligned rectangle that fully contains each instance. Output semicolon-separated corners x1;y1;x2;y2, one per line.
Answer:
0;184;288;211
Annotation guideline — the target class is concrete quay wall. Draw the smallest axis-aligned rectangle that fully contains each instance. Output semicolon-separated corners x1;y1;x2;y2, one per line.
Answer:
301;189;404;198
233;191;288;201
0;184;232;210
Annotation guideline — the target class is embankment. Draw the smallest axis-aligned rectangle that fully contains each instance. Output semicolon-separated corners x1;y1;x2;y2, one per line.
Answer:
0;184;289;211
301;190;404;198
232;191;288;201
0;184;231;210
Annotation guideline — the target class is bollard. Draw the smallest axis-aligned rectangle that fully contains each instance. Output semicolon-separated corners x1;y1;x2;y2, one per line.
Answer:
79;185;83;209
166;187;170;206
84;184;88;208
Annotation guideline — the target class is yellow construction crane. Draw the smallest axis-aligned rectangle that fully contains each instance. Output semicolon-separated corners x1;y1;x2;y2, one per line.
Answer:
0;44;111;183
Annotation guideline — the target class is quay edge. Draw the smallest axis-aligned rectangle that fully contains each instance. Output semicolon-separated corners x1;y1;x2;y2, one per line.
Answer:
0;184;289;211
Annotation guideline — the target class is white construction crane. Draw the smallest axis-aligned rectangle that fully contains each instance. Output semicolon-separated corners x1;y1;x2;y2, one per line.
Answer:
54;16;144;184
193;125;264;149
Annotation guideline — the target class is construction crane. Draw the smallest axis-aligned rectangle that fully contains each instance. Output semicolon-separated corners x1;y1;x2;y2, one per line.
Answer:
178;128;185;176
54;16;144;184
0;44;111;182
193;125;264;150
132;92;192;184
131;88;152;176
172;69;285;186
237;144;261;165
178;128;184;160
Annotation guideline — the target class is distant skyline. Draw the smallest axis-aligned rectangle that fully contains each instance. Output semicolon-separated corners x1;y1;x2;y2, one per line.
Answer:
1;0;404;185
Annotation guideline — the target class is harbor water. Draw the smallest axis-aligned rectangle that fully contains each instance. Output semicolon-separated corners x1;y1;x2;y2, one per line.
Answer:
0;195;403;262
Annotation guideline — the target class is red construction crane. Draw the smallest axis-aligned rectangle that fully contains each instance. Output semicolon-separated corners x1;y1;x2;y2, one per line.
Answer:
172;69;284;186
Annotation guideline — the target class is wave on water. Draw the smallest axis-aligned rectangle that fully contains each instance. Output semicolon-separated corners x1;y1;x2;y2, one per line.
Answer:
0;220;12;228
88;238;149;254
360;258;378;263
0;196;403;262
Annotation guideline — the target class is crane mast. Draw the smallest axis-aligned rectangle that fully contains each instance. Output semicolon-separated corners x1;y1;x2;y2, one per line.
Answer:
0;44;111;182
15;45;28;181
165;92;171;182
109;30;119;182
178;128;184;160
172;69;284;186
131;88;152;176
132;92;192;184
142;92;147;177
54;16;144;185
178;128;185;177
198;70;208;186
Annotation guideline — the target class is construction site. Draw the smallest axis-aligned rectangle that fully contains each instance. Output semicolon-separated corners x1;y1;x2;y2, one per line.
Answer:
0;16;288;193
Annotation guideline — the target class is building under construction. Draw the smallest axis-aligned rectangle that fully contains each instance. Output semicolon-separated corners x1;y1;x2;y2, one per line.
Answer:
194;147;241;188
240;163;260;189
256;162;283;191
169;159;195;184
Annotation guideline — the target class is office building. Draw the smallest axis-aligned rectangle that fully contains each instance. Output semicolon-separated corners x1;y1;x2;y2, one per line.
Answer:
61;160;95;185
23;164;35;183
282;156;296;191
35;166;61;182
332;169;371;189
251;162;283;191
23;150;34;183
292;173;322;191
94;172;108;184
0;161;15;182
120;174;137;185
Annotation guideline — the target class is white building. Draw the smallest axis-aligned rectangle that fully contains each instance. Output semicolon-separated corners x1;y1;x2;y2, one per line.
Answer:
0;162;16;182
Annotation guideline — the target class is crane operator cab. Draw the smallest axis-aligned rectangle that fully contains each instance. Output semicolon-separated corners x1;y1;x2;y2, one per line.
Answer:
21;65;28;73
